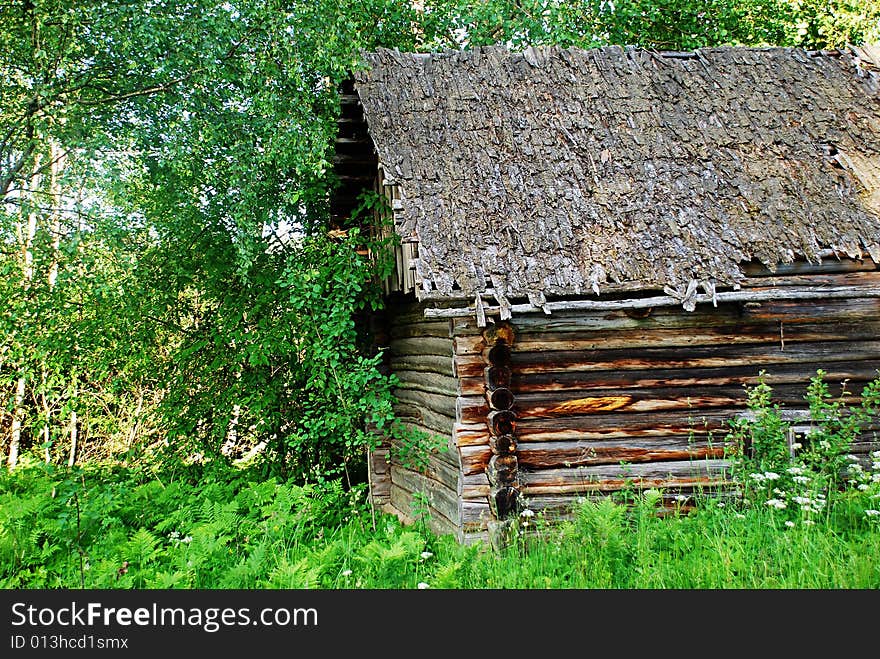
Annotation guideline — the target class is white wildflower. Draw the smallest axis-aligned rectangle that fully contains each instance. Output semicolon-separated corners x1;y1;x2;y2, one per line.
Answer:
858;484;870;491
341;569;353;577
520;509;535;518
749;473;765;482
803;520;815;526
792;476;810;484
763;472;780;481
786;466;803;475
735;513;746;519
872;473;880;483
420;551;434;560
716;502;725;508
790;442;802;450
417;582;430;589
182;535;192;544
765;498;787;510
865;510;880;517
784;521;795;528
846;454;860;462
793;496;812;506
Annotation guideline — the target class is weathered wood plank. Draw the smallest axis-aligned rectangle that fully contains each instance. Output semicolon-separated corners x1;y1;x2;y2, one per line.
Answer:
462;297;880;336
389;336;454;357
389;320;453;339
389;354;455;377
394;387;457;419
454;334;487;355
742;258;878;277
463;471;490;499
424;284;880;319
510;359;880;394
461;444;491;475
390;485;459;536
505;319;880;355
519;459;733;495
388;418;461;468
459;376;486;396
392;402;455;437
453;422;490;447
517;437;728;469
394;370;459;396
514;409;743;442
454;340;880;378
391;465;461;527
462;500;491;531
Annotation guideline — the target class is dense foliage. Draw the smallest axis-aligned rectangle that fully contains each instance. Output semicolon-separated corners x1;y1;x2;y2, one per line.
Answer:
2;1;879;483
4;372;880;588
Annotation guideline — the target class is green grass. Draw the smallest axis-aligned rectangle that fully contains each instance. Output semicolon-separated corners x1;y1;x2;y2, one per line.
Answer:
2;462;879;589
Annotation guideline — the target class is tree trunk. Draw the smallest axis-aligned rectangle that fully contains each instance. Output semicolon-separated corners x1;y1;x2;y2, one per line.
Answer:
68;408;78;468
7;154;42;468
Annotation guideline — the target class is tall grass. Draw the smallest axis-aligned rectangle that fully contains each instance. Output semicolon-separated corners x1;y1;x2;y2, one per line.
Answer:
3;372;878;589
2;463;879;589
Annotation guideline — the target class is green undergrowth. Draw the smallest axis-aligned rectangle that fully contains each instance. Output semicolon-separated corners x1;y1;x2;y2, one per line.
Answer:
3;462;880;589
3;372;879;589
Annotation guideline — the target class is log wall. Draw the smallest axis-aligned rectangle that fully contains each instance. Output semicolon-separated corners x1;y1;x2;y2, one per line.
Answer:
370;297;469;539
375;258;880;541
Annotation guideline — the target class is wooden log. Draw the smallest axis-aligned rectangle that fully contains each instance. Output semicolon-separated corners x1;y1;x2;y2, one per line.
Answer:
487;387;515;411
390;354;454;377
510;359;880;394
423;283;880;319
389;423;461;472
517;438;728;469
391;419;458;462
460;444;492;475
394;387;457;418
742;258;878;277
484;322;516;346
459;375;486;396
462;500;491;531
519;459;732;495
485;365;511;390
389;336;454;357
508;319;880;354
451;297;879;337
391;465;461;527
505;383;866;419
514;409;742;442
739;270;880;290
392;403;455;437
487;342;512;366
390;485;459;536
393;370;459;396
454;422;490;447
519;488;732;517
490;433;517;455
454;334;485;355
490;486;519;518
369;447;391;476
453;340;880;378
463;472;490;499
487;409;516;436
389;320;453;340
487;454;518;484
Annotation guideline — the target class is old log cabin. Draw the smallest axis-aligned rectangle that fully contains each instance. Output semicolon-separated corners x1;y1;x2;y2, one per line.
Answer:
332;44;880;543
